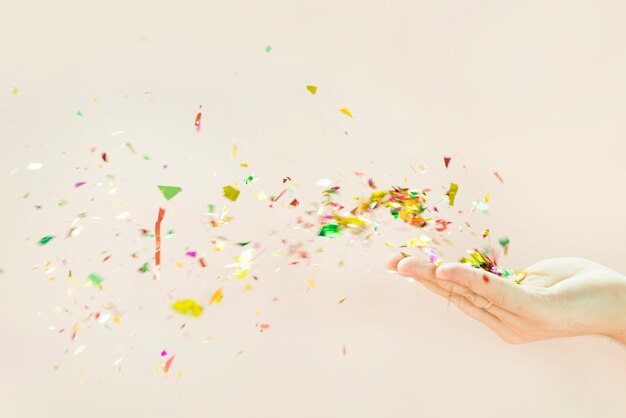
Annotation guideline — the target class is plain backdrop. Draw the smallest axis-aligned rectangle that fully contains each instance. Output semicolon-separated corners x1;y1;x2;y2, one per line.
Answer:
2;1;626;417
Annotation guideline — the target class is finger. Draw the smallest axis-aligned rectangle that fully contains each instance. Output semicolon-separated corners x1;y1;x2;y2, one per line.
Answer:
448;294;524;344
396;255;436;281
436;263;537;314
385;253;407;271
443;281;522;322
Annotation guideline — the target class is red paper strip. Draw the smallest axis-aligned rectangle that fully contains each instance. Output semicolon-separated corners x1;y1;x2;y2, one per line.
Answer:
154;207;165;279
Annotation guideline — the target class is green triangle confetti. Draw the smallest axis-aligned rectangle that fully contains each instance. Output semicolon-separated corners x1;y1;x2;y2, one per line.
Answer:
158;185;182;200
306;85;317;95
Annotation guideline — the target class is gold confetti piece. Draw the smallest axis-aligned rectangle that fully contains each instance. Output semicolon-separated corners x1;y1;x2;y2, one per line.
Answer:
485;192;490;203
306;85;317;95
482;229;490;238
448;182;459;206
384;241;395;248
210;287;223;304
257;191;268;200
339;108;353;118
11;86;19;95
306;278;317;288
171;299;203;317
223;185;240;201
240;163;248;167
231;144;237;159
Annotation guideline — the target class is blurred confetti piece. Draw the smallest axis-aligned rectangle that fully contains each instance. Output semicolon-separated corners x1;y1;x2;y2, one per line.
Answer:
482;229;490;238
306;85;317;95
210;288;224;304
319;223;340;238
27;162;43;171
163;355;175;374
231;144;237;159
154;208;165;279
493;171;504;183
161;350;168;357
76;111;84;117
223;185;240;201
306;278;317;288
448;183;459;206
444;156;452;168
74;181;87;188
339;108;353;118
87;273;104;290
38;236;55;246
11;86;19;94
158;185;182;200
194;112;202;128
73;345;86;356
172;299;203;317
265;45;272;53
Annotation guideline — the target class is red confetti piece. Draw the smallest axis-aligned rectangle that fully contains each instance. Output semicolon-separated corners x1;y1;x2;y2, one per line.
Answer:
199;257;207;268
101;152;108;163
102;255;111;263
290;198;299;207
194;112;202;128
368;178;377;189
435;219;452;232
493;171;504;183
154;208;165;280
443;156;451;168
163;355;175;374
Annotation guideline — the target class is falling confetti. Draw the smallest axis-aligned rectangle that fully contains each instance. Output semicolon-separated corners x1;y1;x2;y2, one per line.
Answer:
11;86;19;95
38;236;55;246
306;85;317;95
171;299;203;317
87;273;104;290
210;288;223;304
339;108;353;118
223;185;240;201
154;208;165;279
157;185;183;201
448;183;459;206
444;156;452;168
265;45;272;53
27;162;43;171
493;171;504;183
194;112;202;128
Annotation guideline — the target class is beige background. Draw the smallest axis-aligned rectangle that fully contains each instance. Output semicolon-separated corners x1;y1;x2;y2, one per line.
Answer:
2;1;626;417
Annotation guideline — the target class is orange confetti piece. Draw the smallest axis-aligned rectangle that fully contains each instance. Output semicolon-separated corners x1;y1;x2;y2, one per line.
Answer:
164;355;175;374
210;287;223;304
154;208;165;280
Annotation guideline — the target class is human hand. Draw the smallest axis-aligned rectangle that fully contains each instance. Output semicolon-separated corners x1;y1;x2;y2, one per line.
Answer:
386;254;626;345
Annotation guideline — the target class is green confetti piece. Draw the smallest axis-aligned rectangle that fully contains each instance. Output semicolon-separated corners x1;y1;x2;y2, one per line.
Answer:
143;154;152;160
243;175;256;185
87;273;104;289
498;236;510;248
236;242;251;246
306;85;317;95
38;236;55;246
158;185;182;200
172;299;204;317
164;230;176;239
223;185;240;201
139;262;149;273
448;182;459;206
76;111;84;116
319;224;340;238
265;45;272;53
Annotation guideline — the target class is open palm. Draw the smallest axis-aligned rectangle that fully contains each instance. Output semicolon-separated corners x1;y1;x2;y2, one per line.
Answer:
386;254;626;345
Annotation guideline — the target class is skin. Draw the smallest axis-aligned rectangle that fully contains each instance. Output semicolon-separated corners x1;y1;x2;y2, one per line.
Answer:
386;253;626;345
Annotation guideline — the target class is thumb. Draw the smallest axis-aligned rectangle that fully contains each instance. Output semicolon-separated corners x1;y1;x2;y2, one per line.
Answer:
435;263;535;314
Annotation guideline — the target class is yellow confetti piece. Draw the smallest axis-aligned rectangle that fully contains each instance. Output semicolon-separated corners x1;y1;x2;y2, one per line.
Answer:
113;315;121;324
306;278;317;288
384;241;395;248
306;85;317;95
485;192;490;203
406;235;432;247
223;185;240;201
176;262;184;269
243;284;253;292
257;191;268;200
12;86;19;95
171;299;204;317
482;229;490;238
240;163;248;167
231;144;237;159
339;108;353;118
210;288;223;304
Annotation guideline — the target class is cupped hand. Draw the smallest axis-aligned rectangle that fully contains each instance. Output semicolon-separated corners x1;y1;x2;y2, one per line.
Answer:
386;253;626;345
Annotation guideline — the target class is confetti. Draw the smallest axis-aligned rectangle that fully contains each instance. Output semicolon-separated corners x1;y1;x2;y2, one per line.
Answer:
157;185;182;201
306;278;317;288
38;236;55;246
265;45;272;53
444;156;451;168
223;185;240;201
74;181;87;188
163;355;176;374
447;183;459;206
306;85;317;95
339;108;353;118
482;229;490;238
76;111;84;117
493;171;504;183
154;207;165;279
27;162;43;171
210;288;223;304
194;112;202;128
171;299;203;317
11;86;19;95
319;223;340;238
87;273;104;290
